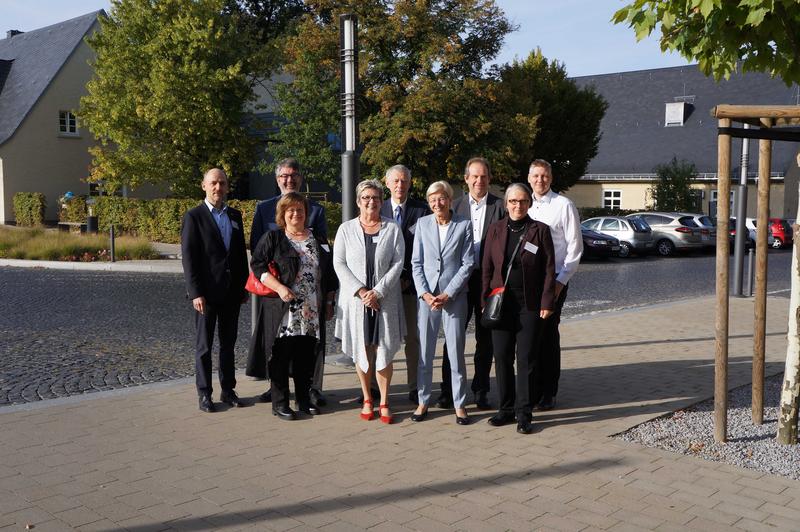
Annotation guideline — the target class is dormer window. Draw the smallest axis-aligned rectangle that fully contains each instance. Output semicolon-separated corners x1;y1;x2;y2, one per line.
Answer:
59;110;78;136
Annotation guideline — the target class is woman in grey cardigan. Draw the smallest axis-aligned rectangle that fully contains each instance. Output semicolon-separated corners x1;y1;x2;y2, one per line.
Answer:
333;179;405;424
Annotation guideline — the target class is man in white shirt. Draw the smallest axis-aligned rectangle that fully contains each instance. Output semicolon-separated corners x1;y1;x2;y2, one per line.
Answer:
440;157;505;410
527;159;583;411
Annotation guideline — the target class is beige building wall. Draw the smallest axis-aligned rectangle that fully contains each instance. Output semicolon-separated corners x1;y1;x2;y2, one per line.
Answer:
0;30;99;223
566;182;654;211
567;180;785;218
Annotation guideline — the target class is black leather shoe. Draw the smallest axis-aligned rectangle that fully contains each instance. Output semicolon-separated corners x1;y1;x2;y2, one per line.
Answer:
298;402;321;416
410;409;428;422
259;389;272;403
309;388;327;407
272;405;297;420
474;390;491;410
408;390;419;405
517;419;534;434
198;395;215;413
220;390;244;408
537;395;556;411
435;392;453;409
455;415;470;426
488;412;515;426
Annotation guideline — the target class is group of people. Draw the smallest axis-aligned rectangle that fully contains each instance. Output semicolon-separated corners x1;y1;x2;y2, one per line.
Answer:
180;156;582;434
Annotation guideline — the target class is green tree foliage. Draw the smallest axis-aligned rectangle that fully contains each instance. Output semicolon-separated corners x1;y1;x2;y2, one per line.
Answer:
612;0;800;85
266;0;525;192
261;15;341;188
81;0;276;197
650;157;697;211
493;50;607;192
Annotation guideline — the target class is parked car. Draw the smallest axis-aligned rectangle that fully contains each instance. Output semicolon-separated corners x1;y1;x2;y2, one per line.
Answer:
679;213;717;250
627;212;704;256
729;217;775;248
769;218;793;249
581;227;620;260
581;216;654;258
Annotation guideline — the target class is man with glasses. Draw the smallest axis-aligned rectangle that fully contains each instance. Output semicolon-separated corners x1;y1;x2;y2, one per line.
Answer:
379;165;430;404
249;157;329;407
527;159;582;411
439;157;505;410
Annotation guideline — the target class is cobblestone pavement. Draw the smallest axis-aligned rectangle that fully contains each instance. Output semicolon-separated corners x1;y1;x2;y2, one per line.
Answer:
0;269;253;405
2;249;791;406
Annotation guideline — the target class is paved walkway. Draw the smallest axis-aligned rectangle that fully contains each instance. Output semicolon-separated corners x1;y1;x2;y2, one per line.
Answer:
0;293;795;531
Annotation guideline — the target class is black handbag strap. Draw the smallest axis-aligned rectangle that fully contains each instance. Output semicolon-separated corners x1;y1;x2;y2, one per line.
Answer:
501;226;526;288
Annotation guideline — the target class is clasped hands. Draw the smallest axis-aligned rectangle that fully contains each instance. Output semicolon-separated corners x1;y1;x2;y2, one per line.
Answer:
358;287;380;311
422;292;449;311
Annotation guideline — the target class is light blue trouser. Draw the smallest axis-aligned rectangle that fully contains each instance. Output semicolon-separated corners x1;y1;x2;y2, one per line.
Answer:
417;292;468;408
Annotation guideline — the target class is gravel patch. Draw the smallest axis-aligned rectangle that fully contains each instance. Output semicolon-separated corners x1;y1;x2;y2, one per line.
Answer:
617;372;800;480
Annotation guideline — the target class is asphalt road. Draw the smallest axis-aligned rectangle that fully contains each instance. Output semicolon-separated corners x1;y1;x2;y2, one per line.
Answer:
566;248;792;318
0;248;793;404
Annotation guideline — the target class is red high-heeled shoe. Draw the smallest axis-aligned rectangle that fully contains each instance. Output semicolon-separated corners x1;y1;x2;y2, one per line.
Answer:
360;399;374;421
379;404;393;424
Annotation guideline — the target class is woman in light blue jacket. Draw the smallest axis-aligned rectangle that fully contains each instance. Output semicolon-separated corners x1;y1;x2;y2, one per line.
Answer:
411;181;475;425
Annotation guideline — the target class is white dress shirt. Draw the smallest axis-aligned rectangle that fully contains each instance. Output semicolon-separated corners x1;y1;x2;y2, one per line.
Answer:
528;190;583;285
468;194;487;260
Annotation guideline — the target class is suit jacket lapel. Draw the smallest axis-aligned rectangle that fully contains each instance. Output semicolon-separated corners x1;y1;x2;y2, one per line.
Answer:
481;195;497;241
201;204;227;253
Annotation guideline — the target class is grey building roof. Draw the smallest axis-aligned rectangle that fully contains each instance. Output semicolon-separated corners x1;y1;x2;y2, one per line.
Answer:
573;65;800;177
0;10;102;146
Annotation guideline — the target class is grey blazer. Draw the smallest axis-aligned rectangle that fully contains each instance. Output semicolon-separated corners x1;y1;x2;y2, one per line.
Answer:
411;213;475;299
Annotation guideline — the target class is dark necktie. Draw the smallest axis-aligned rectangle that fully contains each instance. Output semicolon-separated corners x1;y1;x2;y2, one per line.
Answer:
394;205;402;226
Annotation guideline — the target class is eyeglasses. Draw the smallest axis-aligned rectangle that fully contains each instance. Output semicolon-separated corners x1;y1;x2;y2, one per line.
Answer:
507;199;530;206
360;196;382;203
278;173;299;180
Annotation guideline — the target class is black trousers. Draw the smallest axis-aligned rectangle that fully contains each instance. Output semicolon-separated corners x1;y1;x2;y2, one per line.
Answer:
270;335;317;407
194;296;241;396
441;271;493;395
536;283;569;399
492;292;539;420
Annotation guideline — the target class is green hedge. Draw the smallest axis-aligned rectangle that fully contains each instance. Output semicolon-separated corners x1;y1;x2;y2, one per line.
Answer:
60;196;343;246
13;192;46;226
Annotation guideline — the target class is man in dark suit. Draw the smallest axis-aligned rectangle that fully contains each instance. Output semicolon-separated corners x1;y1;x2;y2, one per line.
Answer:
181;168;249;413
249;157;329;407
380;164;430;404
439;157;506;410
250;157;328;250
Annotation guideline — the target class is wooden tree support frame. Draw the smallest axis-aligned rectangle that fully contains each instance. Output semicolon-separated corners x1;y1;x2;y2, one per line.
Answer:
712;105;800;442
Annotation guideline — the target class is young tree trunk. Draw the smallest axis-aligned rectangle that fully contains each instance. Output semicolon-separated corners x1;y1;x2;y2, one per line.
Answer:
777;222;800;444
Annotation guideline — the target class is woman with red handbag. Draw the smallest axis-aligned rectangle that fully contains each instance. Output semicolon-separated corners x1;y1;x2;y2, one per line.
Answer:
481;183;556;434
247;192;338;420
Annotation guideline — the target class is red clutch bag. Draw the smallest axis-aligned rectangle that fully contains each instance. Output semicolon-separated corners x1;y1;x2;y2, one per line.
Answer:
245;261;280;297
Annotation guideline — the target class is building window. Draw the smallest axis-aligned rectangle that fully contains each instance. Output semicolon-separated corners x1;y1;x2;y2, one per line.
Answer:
59;111;77;135
603;189;621;209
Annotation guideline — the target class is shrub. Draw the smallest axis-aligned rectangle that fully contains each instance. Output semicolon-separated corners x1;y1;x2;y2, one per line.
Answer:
320;200;342;240
60;196;87;223
13;192;46;226
578;207;638;221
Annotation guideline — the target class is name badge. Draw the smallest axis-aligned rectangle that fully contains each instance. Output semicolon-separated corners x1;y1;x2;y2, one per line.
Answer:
321;244;330;252
231;221;240;230
524;242;538;255
372;236;380;244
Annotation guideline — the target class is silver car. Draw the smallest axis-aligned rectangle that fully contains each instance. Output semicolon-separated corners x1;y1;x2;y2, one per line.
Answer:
679;213;717;250
581;216;655;258
628;212;704;256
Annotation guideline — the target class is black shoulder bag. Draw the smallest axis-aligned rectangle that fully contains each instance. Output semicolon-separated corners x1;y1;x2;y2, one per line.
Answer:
481;231;525;329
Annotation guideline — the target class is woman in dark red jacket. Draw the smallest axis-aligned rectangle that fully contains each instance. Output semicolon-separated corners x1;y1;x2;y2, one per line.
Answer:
481;183;556;434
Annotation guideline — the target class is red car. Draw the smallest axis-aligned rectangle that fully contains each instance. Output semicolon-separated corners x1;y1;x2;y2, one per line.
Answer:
769;218;793;249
